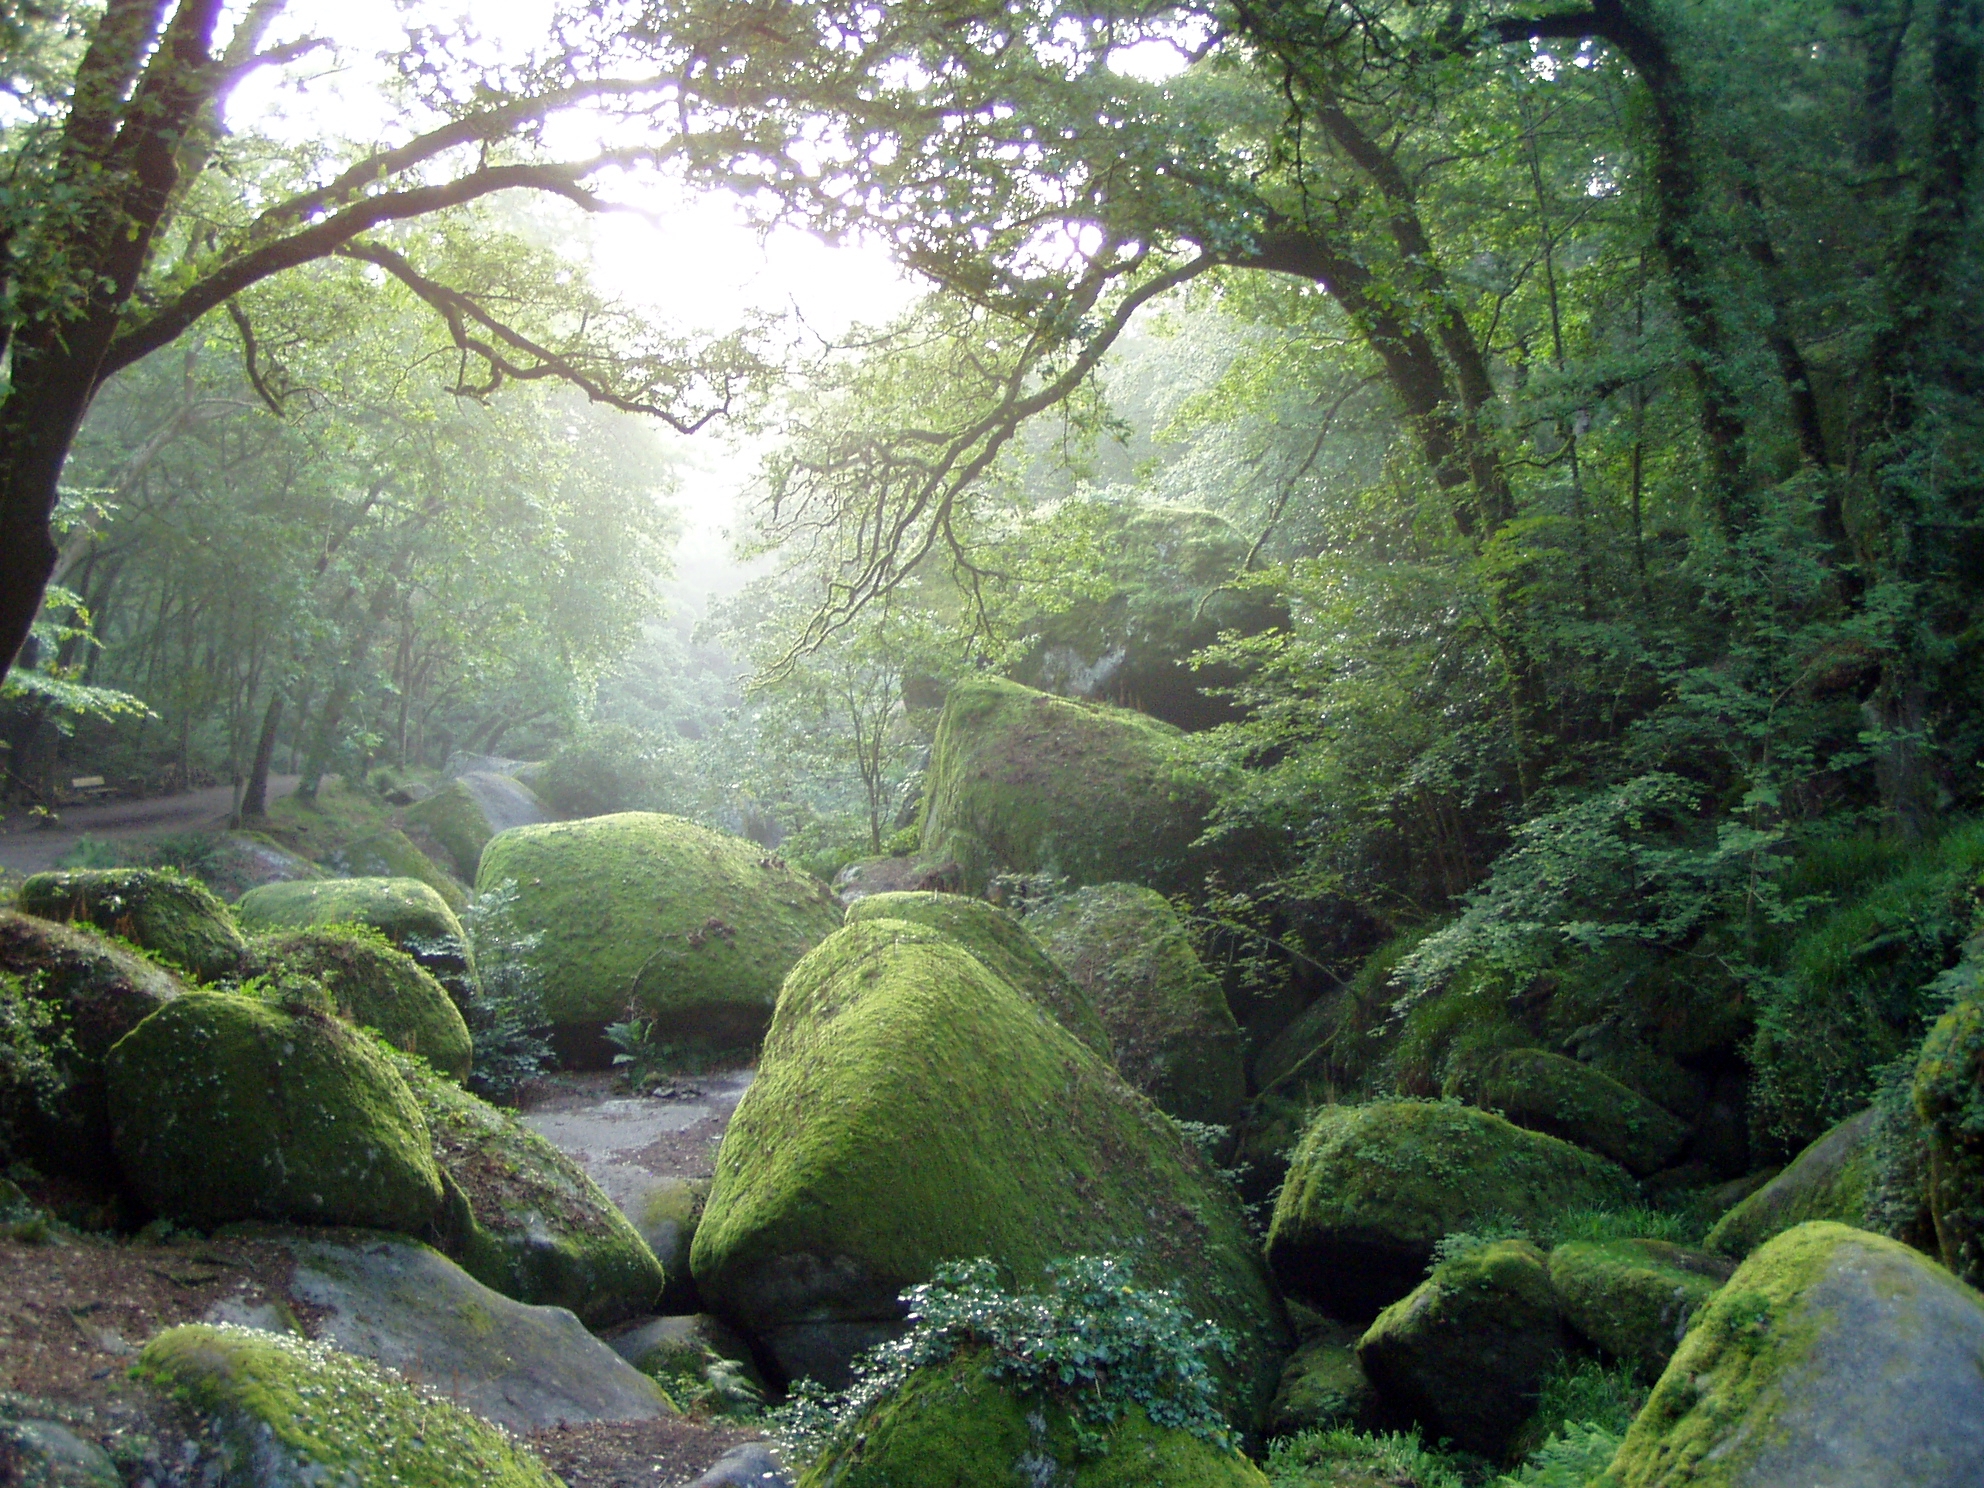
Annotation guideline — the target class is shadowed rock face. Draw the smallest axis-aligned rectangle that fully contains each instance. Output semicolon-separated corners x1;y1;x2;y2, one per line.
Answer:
1607;1221;1984;1487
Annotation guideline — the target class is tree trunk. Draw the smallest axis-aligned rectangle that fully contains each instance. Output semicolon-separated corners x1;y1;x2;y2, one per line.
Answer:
242;688;283;817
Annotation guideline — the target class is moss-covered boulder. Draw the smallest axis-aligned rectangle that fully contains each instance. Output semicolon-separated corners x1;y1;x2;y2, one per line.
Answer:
1547;1239;1733;1378
234;876;473;1004
20;867;246;982
1266;1321;1380;1439
0;912;186;1179
1705;1105;1878;1258
796;1350;1270;1488
476;812;843;1060
326;828;466;909
1914;992;1984;1288
199;831;329;901
1443;1047;1690;1177
241;925;472;1081
134;1323;561;1486
624;1174;711;1313
917;677;1214;895
407;772;550;883
1599;1222;1984;1486
1267;1101;1636;1323
394;1054;665;1328
690;921;1289;1424
1355;1239;1563;1460
104;988;444;1231
844;890;1109;1056
1026;884;1245;1127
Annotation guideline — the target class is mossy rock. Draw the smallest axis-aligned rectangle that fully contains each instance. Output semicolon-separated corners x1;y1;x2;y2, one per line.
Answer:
1006;503;1290;734
845;890;1109;1056
1267;1101;1636;1323
1026;884;1245;1127
105;989;443;1231
1598;1222;1984;1486
19;867;246;982
134;1323;560;1487
624;1174;711;1313
325;827;466;910
243;925;472;1082
1913;991;1984;1288
1444;1047;1690;1177
1355;1239;1563;1460
916;677;1214;895
1705;1106;1878;1258
476;812;843;1060
1548;1239;1733;1378
796;1348;1270;1488
234;877;473;1004
0;911;187;1180
690;921;1289;1426
394;1054;666;1329
407;774;549;883
198;831;330;901
1266;1321;1380;1439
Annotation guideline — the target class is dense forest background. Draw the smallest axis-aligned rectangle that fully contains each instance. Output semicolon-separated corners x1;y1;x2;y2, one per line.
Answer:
8;0;1984;1171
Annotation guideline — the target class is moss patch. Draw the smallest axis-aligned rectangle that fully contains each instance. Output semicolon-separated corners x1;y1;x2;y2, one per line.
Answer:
692;921;1288;1426
1355;1239;1562;1460
917;677;1214;895
243;925;472;1081
105;989;444;1231
1704;1106;1877;1258
0;911;186;1179
134;1323;558;1486
1547;1240;1732;1378
20;868;246;983
1027;884;1245;1127
845;891;1109;1055
1913;991;1984;1287
394;1053;665;1328
1598;1221;1984;1486
476;812;843;1055
797;1348;1270;1488
233;876;473;1002
1443;1048;1689;1178
1267;1101;1636;1323
1267;1322;1378;1439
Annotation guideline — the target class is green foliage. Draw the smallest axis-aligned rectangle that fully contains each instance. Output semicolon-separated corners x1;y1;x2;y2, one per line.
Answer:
1496;1422;1625;1488
0;971;71;1152
1264;1428;1467;1488
459;883;552;1104
1518;1357;1648;1450
772;1256;1237;1466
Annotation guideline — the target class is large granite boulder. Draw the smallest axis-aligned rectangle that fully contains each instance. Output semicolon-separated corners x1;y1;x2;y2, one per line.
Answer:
234;876;473;1003
1914;992;1984;1287
689;921;1289;1425
476;813;843;1062
134;1322;563;1485
1025;883;1245;1126
844;890;1109;1055
407;772;551;882
1267;1100;1636;1323
1443;1046;1689;1177
0;911;186;1179
20;867;246;982
916;677;1214;895
1706;1106;1883;1258
241;925;472;1081
104;988;443;1232
1600;1221;1984;1486
1548;1238;1733;1378
394;1053;666;1328
795;1350;1269;1488
1356;1239;1563;1459
324;828;466;910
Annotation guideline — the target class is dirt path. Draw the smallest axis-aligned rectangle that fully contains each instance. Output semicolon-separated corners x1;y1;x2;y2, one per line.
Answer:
0;776;300;876
521;1067;752;1209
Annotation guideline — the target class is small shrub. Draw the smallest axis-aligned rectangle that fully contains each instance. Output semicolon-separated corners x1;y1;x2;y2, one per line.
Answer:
0;970;72;1151
461;882;552;1102
1495;1421;1625;1487
770;1255;1236;1467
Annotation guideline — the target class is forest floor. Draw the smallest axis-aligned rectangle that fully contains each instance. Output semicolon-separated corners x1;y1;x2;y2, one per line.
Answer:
0;776;301;876
1;1064;768;1486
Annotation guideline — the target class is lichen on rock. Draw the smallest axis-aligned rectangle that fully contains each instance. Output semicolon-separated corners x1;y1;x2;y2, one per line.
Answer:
476;812;843;1060
916;676;1213;895
844;890;1109;1056
20;867;246;983
134;1322;561;1487
104;988;444;1232
1267;1100;1636;1323
1025;883;1244;1127
690;920;1288;1426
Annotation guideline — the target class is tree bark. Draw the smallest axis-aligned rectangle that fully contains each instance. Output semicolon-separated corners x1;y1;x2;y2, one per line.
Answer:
242;688;283;817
